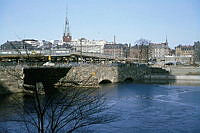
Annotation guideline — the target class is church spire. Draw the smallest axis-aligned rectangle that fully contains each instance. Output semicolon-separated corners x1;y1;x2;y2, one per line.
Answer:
63;1;72;42
165;35;168;45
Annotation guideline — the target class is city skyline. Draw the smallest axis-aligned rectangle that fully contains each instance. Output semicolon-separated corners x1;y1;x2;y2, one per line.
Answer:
0;0;199;48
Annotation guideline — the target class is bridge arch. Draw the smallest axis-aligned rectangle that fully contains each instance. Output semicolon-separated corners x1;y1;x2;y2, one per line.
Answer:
99;79;112;84
124;77;134;82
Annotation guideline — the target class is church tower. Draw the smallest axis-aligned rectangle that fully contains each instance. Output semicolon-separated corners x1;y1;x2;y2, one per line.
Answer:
63;3;72;42
165;35;168;45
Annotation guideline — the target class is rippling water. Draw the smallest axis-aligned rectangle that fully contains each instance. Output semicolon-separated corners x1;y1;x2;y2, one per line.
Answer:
1;82;200;133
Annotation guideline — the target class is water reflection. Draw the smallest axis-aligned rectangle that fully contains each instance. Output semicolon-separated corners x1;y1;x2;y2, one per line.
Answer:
0;87;117;133
1;81;200;133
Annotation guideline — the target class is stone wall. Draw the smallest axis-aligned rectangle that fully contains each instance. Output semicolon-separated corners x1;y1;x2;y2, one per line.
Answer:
117;64;150;81
164;67;200;75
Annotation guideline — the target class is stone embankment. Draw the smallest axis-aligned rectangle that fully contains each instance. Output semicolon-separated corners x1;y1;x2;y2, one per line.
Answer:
0;66;24;94
165;66;200;75
145;66;200;81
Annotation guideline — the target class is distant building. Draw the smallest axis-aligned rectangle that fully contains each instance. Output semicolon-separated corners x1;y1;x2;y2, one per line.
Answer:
63;33;72;43
50;40;63;46
129;44;149;62
71;38;107;53
149;41;169;61
175;45;194;63
194;41;200;46
37;40;53;50
129;45;139;59
104;43;129;58
175;45;194;56
168;48;176;56
23;39;40;47
0;40;40;50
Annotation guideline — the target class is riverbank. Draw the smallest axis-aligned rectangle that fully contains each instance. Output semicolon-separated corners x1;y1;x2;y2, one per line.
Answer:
163;66;200;75
144;75;200;81
144;66;200;83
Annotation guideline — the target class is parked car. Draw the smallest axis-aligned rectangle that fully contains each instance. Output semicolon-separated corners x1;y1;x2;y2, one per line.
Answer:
165;62;174;66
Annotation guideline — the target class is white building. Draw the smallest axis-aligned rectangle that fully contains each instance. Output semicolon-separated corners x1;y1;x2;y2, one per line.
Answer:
149;41;169;61
49;40;63;46
23;39;40;47
70;38;107;53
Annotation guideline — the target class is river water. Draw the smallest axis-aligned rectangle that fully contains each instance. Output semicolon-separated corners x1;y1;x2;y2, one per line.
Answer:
1;81;200;133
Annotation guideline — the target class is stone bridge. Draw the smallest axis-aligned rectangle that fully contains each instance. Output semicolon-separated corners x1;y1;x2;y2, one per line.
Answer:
21;64;151;89
3;64;200;94
56;64;150;87
0;64;171;93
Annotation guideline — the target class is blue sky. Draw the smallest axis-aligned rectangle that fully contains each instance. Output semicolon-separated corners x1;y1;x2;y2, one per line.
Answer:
0;0;199;48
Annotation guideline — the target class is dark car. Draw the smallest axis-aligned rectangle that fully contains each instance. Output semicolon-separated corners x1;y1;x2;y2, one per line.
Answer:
165;62;174;65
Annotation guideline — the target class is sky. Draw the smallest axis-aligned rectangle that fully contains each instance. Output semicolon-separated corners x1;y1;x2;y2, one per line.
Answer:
0;0;199;48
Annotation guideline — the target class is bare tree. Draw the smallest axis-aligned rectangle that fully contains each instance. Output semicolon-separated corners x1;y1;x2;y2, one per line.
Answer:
5;86;116;133
135;38;150;63
135;38;150;46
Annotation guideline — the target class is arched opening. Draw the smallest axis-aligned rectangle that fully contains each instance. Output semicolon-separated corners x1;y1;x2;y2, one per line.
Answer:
124;77;134;82
99;79;112;84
